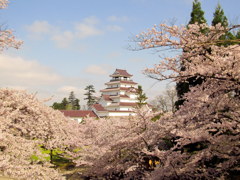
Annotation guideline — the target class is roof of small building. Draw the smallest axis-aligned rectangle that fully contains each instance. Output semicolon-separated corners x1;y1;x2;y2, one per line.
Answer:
119;102;137;106
92;103;107;111
110;69;132;77
108;110;134;113
120;94;130;98
108;102;137;107
120;80;137;84
100;87;138;92
102;95;113;101
105;80;137;85
60;110;97;118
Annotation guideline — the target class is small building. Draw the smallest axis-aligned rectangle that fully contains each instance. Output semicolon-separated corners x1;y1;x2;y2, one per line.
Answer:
60;110;98;123
91;69;139;117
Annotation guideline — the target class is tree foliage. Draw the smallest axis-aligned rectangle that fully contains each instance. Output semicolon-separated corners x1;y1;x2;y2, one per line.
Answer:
176;0;207;108
84;85;96;109
151;86;177;112
0;89;81;179
212;3;228;27
0;0;22;52
211;3;235;46
188;0;206;25
52;92;80;110
68;91;80;110
72;23;240;179
131;22;240;179
1;0;240;179
136;85;148;107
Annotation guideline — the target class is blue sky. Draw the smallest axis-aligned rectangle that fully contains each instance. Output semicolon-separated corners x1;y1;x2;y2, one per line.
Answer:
1;0;239;105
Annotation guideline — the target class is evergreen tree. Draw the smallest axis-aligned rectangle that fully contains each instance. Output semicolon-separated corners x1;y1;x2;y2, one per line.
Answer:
84;85;96;109
61;98;68;109
68;91;76;106
212;3;235;46
52;97;69;110
188;0;206;25
176;0;207;109
68;91;80;110
236;30;240;40
52;102;64;110
212;3;228;27
73;99;80;110
136;85;147;107
52;93;80;110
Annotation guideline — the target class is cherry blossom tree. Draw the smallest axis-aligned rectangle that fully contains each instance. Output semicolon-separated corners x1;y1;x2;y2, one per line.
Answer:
74;23;240;179
0;89;82;179
69;106;165;179
132;23;240;179
0;0;22;51
0;2;81;179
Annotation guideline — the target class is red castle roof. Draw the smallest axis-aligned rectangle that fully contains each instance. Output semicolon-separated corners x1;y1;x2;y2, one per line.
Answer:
60;110;97;118
92;104;107;111
110;69;132;77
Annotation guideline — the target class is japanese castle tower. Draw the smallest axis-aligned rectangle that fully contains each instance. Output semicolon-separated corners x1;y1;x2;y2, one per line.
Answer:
91;69;138;117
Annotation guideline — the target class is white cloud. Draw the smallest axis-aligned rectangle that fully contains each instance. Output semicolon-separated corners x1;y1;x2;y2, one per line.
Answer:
26;17;104;48
82;16;100;25
107;16;129;22
57;86;80;94
51;31;74;48
75;23;103;39
26;16;126;49
106;25;123;32
84;64;113;75
25;20;57;39
0;54;62;86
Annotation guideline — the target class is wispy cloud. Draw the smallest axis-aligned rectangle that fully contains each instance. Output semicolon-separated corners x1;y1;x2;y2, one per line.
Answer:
26;16;107;49
107;16;130;22
25;20;58;39
0;54;61;86
51;31;74;48
84;64;113;75
106;25;123;32
57;86;80;93
74;22;103;39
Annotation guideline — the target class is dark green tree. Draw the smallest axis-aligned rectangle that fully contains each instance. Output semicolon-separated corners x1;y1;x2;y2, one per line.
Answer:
212;3;228;27
61;98;68;109
136;85;147;107
84;85;96;109
67;91;80;110
211;3;235;46
73;98;80;110
68;91;76;105
52;102;64;110
52;97;69;110
176;0;207;109
236;30;240;39
188;0;206;25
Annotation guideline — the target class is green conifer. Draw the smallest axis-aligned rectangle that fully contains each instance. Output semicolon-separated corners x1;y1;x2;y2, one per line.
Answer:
188;0;206;25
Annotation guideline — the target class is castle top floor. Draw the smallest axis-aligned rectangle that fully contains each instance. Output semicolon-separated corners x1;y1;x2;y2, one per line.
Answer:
110;69;133;81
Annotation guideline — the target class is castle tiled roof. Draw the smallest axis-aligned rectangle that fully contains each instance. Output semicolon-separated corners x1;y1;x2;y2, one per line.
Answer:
92;104;107;111
105;80;137;85
100;87;138;92
60;110;97;118
108;102;137;107
108;110;134;113
110;69;132;77
102;95;112;101
119;102;137;106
